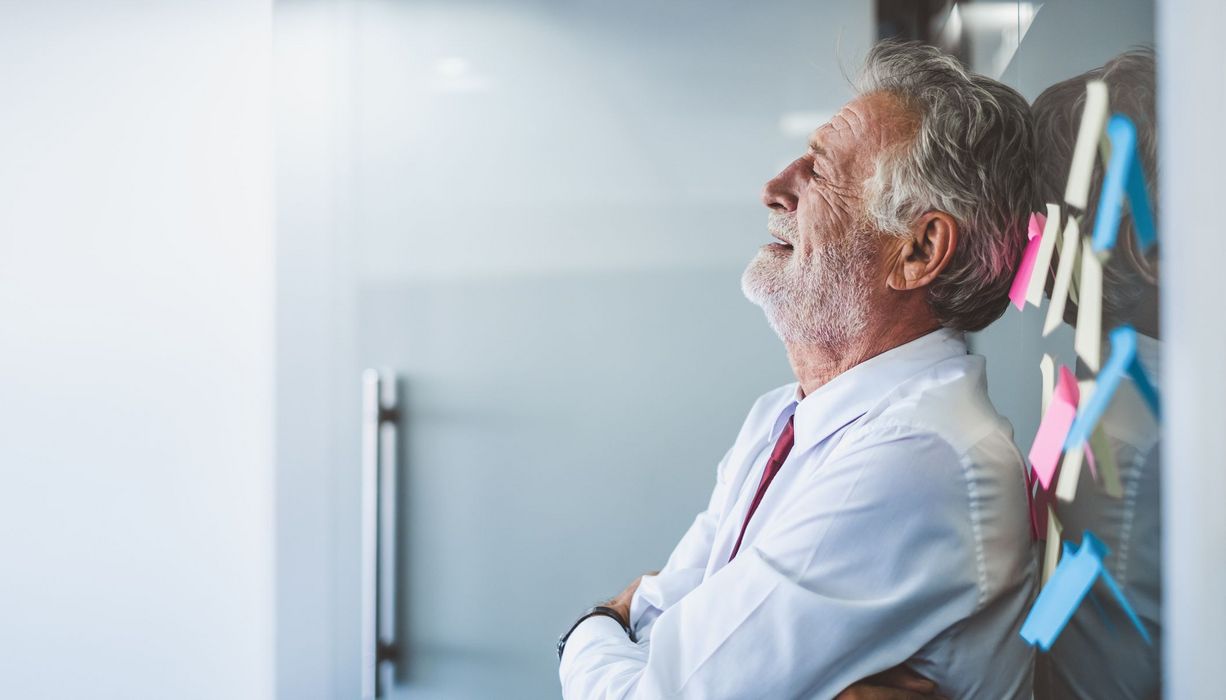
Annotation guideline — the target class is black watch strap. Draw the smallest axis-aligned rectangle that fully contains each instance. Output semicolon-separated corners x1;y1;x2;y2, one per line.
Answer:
556;605;636;661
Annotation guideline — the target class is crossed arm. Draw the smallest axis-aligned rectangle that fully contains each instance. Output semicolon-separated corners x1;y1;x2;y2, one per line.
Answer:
559;430;977;699
599;574;943;700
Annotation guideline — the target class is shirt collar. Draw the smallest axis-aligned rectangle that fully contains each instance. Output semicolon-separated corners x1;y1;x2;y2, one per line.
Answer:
767;328;968;452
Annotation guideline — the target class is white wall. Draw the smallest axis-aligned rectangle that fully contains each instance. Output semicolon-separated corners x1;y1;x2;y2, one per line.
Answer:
0;3;276;699
1159;1;1226;697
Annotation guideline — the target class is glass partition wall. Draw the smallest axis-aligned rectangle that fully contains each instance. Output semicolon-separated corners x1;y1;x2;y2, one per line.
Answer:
276;1;1163;697
930;1;1161;697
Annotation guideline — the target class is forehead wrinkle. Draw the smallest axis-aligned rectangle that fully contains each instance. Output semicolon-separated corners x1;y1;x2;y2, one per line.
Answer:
815;109;869;155
811;111;855;145
834;108;862;135
807;136;832;161
807;113;862;173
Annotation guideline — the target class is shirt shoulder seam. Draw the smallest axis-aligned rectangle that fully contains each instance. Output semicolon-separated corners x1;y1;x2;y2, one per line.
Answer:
828;419;991;611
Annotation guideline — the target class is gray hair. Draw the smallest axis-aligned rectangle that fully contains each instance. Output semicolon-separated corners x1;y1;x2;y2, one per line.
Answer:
856;41;1037;332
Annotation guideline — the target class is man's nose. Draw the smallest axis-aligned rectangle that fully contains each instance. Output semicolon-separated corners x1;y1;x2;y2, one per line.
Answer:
761;163;799;212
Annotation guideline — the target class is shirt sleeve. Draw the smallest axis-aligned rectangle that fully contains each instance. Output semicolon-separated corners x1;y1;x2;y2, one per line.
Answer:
560;426;984;699
629;446;735;641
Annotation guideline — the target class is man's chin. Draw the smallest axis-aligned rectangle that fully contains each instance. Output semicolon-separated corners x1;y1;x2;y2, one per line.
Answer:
741;253;790;301
739;265;773;308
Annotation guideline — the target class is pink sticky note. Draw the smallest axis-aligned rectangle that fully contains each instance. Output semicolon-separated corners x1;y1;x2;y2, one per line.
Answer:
1028;212;1047;240
1009;212;1047;310
1029;365;1080;490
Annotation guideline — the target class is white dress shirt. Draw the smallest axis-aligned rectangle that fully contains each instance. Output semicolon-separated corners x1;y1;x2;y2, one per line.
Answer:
560;328;1037;699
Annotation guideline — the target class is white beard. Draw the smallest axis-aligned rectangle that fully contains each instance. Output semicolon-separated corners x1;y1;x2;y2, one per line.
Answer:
741;212;874;350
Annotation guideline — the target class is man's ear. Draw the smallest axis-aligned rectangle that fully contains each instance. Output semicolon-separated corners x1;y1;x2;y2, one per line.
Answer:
885;211;958;291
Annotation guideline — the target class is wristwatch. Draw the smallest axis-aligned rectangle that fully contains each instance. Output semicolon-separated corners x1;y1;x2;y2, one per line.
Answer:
556;605;637;661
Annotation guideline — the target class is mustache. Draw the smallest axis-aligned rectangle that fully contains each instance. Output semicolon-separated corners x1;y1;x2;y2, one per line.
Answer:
767;211;799;242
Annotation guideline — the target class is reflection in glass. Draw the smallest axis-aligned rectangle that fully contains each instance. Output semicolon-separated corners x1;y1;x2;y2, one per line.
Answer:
1029;49;1161;700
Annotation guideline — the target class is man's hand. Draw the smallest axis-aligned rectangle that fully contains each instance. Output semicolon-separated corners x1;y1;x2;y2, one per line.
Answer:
835;665;945;700
600;572;658;628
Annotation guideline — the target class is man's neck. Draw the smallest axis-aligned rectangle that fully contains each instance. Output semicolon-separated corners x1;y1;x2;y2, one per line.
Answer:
786;319;942;398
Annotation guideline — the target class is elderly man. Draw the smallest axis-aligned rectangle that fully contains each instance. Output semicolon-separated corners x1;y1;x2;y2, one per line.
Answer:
557;41;1037;699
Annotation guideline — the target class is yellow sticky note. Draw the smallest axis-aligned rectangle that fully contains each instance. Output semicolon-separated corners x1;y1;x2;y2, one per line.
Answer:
1044;217;1081;337
1064;80;1110;210
1056;442;1084;502
1075;237;1104;372
1043;506;1063;587
1040;353;1056;416
1025;203;1063;308
1069;248;1081;307
1089;425;1124;498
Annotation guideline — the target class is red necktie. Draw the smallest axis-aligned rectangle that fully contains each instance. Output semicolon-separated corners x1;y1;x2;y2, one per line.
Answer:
729;414;796;561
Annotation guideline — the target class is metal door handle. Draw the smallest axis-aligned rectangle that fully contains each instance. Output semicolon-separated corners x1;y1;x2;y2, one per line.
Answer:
362;369;400;699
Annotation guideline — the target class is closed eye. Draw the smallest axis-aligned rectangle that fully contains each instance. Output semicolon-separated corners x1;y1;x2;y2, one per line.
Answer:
803;153;825;181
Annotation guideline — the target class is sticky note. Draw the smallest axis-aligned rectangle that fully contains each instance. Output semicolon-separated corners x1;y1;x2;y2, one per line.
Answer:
1069;234;1082;307
1084;432;1099;482
1026;204;1062;307
1030;365;1080;491
1056;440;1085;503
1021;534;1104;651
1040;354;1056;416
1009;212;1047;310
1098;564;1153;645
1065;325;1161;451
1074;237;1104;372
1089;425;1124;498
1021;530;1151;651
1043;507;1063;587
1064;81;1110;210
1092;114;1158;254
1030;211;1047;240
1043;217;1081;336
1123;133;1157;252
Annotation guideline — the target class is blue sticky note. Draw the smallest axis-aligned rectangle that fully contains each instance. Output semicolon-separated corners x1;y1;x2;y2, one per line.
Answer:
1124;142;1157;251
1020;530;1151;651
1100;565;1153;645
1081;529;1109;559
1020;534;1105;651
1092;114;1157;254
1065;325;1160;451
